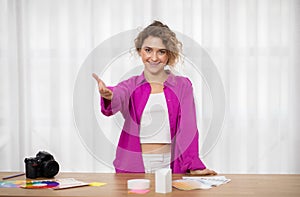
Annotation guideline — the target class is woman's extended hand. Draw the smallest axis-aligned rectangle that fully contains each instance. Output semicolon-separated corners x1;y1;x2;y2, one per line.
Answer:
190;168;217;176
92;73;113;100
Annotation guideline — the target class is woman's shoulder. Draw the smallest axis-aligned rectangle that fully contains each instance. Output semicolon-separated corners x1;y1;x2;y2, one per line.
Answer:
170;74;192;87
116;75;143;87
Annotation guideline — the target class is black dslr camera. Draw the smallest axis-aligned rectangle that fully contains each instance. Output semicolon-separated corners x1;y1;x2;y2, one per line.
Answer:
24;151;59;179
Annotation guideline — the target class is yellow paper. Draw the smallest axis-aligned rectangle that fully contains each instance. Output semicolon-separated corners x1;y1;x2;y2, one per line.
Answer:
89;182;106;187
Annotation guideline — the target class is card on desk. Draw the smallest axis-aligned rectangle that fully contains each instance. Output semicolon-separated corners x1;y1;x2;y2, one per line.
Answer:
172;176;231;190
0;178;106;190
52;178;90;190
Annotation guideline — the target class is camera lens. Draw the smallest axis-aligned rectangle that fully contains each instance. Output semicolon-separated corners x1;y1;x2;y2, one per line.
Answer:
42;160;59;178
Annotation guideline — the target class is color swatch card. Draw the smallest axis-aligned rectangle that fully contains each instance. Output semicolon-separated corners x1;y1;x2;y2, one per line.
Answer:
0;178;106;190
172;176;231;190
182;176;231;187
52;178;89;190
172;179;212;190
0;180;59;189
0;180;24;188
21;180;59;189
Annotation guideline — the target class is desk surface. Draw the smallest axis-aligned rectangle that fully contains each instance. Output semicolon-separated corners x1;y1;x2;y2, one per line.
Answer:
0;172;300;197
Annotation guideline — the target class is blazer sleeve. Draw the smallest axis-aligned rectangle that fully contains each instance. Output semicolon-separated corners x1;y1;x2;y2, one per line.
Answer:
100;80;131;116
176;78;206;172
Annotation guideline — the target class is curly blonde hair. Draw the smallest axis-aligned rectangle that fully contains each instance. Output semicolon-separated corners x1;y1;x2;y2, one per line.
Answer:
135;21;182;66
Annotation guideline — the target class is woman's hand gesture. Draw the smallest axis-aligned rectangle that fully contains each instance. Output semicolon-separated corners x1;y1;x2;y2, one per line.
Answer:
92;73;113;100
189;168;217;176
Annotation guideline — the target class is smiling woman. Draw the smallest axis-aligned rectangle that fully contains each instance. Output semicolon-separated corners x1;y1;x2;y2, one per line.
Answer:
92;20;216;175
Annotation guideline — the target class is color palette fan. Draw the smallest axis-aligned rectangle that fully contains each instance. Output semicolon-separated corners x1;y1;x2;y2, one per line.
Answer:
20;181;59;189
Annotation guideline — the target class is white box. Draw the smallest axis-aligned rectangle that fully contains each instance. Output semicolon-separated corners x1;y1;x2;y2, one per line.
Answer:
155;168;172;193
127;179;150;190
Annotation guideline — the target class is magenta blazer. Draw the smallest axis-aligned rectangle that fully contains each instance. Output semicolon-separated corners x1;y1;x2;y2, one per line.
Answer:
100;72;206;173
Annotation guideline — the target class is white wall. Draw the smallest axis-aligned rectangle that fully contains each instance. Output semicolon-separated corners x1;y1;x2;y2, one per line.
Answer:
0;0;299;174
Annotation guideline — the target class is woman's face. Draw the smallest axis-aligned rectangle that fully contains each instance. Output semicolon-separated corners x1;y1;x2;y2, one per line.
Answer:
139;36;169;77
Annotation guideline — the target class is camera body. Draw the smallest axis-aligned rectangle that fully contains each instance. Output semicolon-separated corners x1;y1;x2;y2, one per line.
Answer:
24;151;59;179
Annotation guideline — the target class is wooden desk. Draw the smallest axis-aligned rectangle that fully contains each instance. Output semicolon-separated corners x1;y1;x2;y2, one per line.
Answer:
0;172;300;197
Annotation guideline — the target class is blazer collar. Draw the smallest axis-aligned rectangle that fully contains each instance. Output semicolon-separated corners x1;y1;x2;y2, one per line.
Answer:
136;71;177;87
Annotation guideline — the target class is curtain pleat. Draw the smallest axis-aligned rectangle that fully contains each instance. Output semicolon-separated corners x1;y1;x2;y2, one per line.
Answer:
0;0;299;173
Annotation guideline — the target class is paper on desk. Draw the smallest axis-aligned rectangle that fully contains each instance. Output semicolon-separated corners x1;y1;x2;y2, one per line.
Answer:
89;182;107;187
172;176;230;190
52;178;89;190
0;180;22;188
52;178;106;190
182;176;231;186
128;189;150;194
172;179;212;190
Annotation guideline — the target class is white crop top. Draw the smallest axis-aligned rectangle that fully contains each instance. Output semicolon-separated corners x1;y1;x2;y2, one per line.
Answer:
140;92;171;144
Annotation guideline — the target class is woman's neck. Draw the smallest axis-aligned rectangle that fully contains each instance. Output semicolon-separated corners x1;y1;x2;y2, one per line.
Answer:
144;70;169;85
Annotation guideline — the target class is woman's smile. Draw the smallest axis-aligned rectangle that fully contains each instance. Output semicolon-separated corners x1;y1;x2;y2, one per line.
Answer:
139;36;169;81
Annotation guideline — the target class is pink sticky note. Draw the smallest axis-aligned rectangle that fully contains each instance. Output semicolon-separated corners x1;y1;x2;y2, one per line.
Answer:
128;189;150;194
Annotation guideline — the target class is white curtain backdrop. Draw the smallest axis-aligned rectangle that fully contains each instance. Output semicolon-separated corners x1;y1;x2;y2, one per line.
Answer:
0;0;299;174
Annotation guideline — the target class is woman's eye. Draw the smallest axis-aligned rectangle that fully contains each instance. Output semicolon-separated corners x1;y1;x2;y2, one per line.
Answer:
144;48;151;53
159;50;166;55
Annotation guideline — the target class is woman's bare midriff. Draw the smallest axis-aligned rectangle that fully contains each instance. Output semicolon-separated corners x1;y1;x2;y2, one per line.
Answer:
141;143;171;154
